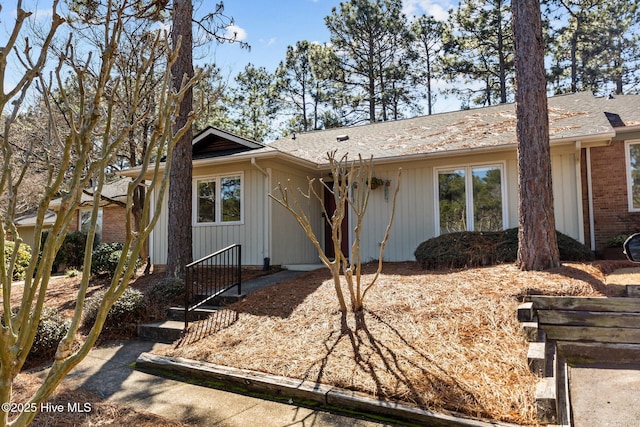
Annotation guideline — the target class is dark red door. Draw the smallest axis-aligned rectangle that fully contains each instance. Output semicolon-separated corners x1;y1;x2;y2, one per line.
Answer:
324;186;350;259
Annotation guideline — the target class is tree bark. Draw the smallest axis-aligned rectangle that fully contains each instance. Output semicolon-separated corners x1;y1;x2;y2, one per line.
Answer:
166;0;194;278
512;0;560;270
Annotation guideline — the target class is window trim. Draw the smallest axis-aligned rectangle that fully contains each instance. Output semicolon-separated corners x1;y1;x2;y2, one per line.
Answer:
193;172;244;226
434;162;508;235
79;207;103;240
625;141;640;212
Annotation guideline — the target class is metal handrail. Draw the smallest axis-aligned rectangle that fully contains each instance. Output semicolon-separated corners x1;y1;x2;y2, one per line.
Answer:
184;244;241;330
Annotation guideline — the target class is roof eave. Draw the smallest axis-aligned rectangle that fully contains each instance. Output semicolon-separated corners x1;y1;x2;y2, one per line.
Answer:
121;129;617;176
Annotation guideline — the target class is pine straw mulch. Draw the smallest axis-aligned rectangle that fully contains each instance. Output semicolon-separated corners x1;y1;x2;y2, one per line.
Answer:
2;266;276;426
162;260;638;426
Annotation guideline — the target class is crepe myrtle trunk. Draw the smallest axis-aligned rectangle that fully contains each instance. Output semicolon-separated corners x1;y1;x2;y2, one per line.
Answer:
167;0;194;278
512;0;560;270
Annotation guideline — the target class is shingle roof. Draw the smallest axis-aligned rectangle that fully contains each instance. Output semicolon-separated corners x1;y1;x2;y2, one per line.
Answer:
48;177;132;208
15;210;56;227
269;92;637;165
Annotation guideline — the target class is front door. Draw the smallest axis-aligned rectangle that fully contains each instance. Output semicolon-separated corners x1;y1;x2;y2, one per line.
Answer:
324;185;350;259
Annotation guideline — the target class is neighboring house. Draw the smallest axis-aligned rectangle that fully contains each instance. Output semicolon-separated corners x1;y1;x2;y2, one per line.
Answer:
127;92;640;268
48;177;133;245
14;210;57;250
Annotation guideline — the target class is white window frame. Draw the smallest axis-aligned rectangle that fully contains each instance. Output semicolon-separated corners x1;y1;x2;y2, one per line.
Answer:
434;162;508;235
625;141;640;212
79;207;103;240
193;172;244;226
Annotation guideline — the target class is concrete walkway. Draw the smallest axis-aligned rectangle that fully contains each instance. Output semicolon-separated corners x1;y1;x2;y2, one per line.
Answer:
38;339;400;426
569;364;640;427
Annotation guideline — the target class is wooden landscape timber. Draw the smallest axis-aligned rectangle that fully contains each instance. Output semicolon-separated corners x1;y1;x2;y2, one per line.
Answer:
517;289;640;423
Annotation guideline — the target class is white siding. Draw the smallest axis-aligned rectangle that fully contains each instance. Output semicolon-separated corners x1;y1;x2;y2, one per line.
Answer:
191;168;266;265
551;151;581;241
149;166;268;266
269;166;324;265
356;148;582;261
148;146;583;266
149;185;168;265
359;165;433;262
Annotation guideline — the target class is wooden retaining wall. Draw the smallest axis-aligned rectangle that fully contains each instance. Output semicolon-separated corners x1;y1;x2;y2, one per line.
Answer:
517;289;640;425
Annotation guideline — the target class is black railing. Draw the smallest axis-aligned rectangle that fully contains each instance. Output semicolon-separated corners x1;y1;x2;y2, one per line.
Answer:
184;244;241;330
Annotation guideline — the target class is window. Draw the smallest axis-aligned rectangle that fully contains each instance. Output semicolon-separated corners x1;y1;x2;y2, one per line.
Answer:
194;174;243;224
626;142;640;211
79;208;103;242
221;176;241;222
436;164;505;234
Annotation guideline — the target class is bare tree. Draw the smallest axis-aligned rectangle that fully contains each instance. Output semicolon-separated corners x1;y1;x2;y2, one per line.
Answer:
270;152;401;313
0;2;197;425
512;0;560;270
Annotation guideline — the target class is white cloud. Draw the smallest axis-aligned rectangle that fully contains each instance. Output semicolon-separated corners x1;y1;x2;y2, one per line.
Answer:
225;24;247;42
402;0;451;21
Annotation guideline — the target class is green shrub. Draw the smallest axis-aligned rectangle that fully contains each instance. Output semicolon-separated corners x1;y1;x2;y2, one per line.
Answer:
41;231;88;272
65;268;81;278
605;234;628;248
145;277;185;320
30;307;70;360
556;230;596;262
414;228;594;270
147;277;185;304
3;240;32;281
91;242;141;277
82;287;146;338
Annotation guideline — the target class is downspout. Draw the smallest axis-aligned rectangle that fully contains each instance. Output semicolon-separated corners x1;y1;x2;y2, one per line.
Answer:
585;147;596;251
574;141;585;245
251;158;271;269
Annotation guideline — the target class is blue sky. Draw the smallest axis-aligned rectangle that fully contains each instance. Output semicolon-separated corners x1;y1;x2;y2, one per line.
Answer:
199;0;452;78
205;0;457;112
0;1;452;77
1;1;455;107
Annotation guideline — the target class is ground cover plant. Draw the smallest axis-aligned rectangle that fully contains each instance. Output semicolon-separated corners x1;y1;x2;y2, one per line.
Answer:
165;260;632;426
414;228;595;270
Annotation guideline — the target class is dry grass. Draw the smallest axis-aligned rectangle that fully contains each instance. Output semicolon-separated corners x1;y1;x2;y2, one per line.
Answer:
163;261;636;426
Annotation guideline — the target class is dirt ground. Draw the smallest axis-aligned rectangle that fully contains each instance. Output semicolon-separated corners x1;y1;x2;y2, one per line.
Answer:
5;260;636;426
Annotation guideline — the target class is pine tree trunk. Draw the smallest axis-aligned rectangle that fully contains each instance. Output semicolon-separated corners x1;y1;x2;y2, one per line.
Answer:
167;0;194;278
512;0;560;270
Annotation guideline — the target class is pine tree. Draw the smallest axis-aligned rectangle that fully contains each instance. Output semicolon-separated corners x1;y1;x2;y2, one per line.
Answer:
442;0;513;106
324;0;416;124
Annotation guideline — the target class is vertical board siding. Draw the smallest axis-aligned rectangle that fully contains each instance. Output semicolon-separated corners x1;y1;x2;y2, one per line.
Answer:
148;148;582;266
551;152;580;241
191;168;265;266
359;165;434;262
150;186;169;265
270;167;323;265
150;168;266;267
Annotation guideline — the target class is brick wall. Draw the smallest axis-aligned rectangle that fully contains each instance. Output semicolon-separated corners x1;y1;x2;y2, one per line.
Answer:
72;205;129;244
101;206;129;243
584;140;640;253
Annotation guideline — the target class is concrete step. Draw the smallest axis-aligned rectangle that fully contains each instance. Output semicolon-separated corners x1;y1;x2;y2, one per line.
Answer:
194;293;245;306
167;306;220;322
138;320;184;344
